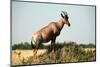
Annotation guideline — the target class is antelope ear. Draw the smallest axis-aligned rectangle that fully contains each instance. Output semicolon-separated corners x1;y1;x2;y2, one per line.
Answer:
61;13;64;18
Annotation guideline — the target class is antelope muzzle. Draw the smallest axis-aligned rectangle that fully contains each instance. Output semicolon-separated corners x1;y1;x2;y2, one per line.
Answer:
67;21;71;27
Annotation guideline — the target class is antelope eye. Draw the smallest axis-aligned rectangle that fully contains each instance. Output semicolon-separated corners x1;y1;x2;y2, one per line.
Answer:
65;16;68;19
67;16;69;19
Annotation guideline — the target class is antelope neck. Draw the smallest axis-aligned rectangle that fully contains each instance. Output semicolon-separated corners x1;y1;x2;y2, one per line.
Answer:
56;19;65;30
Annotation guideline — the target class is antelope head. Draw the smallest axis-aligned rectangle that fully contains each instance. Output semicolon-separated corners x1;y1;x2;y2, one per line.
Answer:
61;11;70;26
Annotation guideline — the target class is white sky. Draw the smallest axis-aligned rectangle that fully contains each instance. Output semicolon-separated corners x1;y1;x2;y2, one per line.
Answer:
12;1;96;45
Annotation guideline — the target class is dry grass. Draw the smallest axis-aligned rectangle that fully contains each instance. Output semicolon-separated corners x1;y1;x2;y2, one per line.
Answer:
84;48;95;52
12;49;48;65
12;45;96;66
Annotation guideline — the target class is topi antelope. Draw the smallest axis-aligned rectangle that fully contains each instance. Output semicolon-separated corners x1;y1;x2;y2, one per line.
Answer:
31;11;70;59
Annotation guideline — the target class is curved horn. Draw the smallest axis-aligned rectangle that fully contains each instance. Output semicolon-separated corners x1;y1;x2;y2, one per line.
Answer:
61;13;64;18
62;11;67;15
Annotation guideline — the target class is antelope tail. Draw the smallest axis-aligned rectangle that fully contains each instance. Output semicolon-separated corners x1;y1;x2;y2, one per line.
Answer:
31;41;36;49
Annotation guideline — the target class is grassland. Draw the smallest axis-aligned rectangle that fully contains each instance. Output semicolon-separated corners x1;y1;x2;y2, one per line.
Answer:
11;42;96;66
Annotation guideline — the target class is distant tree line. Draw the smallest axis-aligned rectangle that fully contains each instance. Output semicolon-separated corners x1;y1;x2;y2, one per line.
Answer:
12;42;95;50
12;42;32;50
79;43;96;48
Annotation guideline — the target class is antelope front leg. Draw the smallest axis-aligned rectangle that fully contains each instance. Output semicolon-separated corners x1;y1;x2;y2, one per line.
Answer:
52;42;56;62
50;37;56;63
